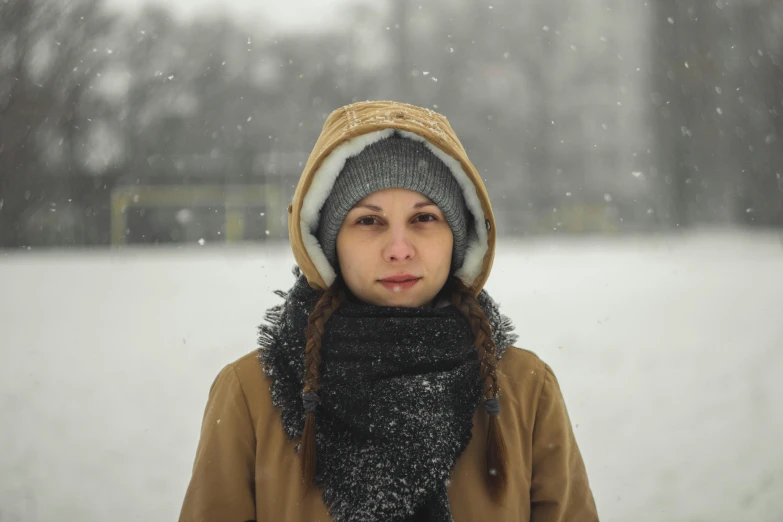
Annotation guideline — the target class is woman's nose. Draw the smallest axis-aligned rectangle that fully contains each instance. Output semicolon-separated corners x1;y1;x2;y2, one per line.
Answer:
382;228;415;262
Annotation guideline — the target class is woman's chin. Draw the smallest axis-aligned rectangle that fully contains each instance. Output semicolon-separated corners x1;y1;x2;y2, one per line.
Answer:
347;279;439;308
370;289;433;308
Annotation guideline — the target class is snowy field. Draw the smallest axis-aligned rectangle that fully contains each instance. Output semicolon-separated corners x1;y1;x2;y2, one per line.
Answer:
1;229;782;522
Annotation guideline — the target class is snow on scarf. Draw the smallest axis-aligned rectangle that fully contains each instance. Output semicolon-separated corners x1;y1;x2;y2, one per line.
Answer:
258;267;517;522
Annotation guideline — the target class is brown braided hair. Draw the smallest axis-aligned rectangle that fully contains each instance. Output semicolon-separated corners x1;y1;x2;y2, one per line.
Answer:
299;280;346;486
298;275;507;502
445;276;508;502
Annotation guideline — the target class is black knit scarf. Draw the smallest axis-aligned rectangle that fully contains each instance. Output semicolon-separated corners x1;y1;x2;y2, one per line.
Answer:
258;267;517;522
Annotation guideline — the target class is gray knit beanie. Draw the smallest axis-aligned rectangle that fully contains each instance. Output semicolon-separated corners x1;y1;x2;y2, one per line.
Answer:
316;133;470;271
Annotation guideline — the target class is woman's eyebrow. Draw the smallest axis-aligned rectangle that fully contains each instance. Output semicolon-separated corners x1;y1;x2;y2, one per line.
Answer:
353;203;383;212
413;201;437;209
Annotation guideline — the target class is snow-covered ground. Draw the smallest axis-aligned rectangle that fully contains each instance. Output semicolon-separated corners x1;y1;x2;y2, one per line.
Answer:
1;229;782;522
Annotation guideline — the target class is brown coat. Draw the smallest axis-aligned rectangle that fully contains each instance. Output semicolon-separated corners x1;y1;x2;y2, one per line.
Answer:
179;101;599;521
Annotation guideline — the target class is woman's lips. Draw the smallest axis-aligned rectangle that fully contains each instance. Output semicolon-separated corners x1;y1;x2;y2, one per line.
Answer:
379;277;421;292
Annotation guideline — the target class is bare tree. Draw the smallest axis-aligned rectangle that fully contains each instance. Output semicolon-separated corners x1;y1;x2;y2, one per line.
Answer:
0;0;115;246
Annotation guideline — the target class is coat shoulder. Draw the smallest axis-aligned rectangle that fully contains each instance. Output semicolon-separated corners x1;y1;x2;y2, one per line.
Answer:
222;349;263;386
499;346;550;377
222;349;274;416
496;346;560;407
230;349;265;374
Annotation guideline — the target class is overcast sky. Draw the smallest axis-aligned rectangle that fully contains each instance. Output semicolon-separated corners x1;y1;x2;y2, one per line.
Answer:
102;0;371;33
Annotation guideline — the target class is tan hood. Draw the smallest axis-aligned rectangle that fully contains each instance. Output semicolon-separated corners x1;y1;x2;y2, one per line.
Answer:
288;100;496;296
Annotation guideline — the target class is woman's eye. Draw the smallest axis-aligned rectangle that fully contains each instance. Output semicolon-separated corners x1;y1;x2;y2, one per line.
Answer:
356;216;379;226
414;214;437;223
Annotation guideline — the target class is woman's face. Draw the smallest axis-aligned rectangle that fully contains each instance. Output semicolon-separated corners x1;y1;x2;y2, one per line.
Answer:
336;188;454;308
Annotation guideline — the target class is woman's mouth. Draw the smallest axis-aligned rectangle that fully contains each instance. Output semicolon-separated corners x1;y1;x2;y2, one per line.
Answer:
379;276;421;292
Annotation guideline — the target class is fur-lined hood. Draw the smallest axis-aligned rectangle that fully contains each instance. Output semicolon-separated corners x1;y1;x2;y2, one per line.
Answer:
288;101;497;295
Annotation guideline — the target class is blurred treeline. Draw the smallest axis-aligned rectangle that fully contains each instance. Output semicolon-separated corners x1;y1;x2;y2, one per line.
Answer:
0;0;781;248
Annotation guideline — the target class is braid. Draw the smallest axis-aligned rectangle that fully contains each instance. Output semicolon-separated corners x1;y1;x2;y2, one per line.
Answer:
300;279;346;488
449;277;508;503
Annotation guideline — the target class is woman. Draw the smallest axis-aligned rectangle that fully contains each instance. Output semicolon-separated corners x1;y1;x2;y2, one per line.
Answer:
179;101;599;522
